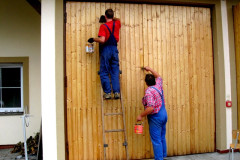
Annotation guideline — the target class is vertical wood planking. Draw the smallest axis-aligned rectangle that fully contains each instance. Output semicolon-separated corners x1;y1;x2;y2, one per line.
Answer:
165;5;174;156
157;6;162;81
183;6;191;154
203;8;209;151
95;3;103;159
97;3;104;158
196;7;202;153
66;3;73;160
199;7;205;153
91;3;98;159
70;3;78;160
197;7;202;153
189;7;195;154
179;6;187;155
134;4;141;159
186;6;192;154
195;7;200;153
206;8;215;151
175;6;182;155
129;4;135;159
170;5;178;155
118;3;125;160
66;2;215;159
152;5;157;73
134;4;138;159
139;4;145;159
87;2;94;159
76;3;82;159
192;6;198;153
202;8;209;152
80;2;88;159
124;3;132;159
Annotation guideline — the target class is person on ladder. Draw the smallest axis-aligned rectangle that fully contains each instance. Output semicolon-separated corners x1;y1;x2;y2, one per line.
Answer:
88;9;121;100
137;66;168;160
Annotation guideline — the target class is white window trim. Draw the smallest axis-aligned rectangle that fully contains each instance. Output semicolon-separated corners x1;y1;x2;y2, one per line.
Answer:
0;64;24;113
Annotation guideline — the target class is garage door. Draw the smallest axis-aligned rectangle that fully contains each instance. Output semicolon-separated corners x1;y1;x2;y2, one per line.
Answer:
66;2;215;159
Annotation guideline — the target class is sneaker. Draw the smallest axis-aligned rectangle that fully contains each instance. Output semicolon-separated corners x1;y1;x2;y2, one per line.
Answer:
114;92;120;99
103;93;111;99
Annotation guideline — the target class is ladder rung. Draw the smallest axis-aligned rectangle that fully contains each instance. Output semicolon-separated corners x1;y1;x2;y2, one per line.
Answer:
105;129;125;133
104;144;108;147
104;112;123;116
98;70;122;75
103;98;121;100
123;141;128;146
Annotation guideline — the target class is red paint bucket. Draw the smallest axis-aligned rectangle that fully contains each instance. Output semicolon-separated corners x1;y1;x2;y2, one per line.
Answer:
134;123;143;134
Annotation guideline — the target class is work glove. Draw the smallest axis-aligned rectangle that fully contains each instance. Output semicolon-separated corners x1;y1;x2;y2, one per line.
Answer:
88;38;94;43
99;15;106;23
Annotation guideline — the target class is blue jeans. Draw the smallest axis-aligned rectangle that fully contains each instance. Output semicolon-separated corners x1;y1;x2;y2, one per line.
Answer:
99;45;120;94
148;106;168;160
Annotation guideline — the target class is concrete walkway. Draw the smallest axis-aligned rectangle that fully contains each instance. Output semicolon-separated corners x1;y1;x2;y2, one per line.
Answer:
1;148;240;160
0;149;36;160
164;152;240;160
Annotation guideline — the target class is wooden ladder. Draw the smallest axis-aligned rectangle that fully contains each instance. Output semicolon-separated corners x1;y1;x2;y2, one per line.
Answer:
100;74;129;160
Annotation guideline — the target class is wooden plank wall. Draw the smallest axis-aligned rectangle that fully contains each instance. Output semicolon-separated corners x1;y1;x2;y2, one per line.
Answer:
234;3;240;130
66;2;215;159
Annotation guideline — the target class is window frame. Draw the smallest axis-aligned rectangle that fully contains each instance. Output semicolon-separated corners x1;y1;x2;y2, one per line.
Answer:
0;64;24;113
0;57;29;115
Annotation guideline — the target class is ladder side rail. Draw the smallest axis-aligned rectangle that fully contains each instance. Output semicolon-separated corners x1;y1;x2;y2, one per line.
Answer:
119;79;129;160
101;89;107;160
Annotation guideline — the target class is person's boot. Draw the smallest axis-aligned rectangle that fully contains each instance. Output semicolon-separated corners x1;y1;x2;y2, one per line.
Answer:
103;93;111;99
114;92;120;99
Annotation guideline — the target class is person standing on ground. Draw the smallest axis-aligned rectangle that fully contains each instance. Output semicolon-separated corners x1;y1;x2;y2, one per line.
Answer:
88;9;121;100
137;66;168;160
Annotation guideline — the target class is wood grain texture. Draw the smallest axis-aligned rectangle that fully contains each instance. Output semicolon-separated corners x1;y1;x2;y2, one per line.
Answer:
66;2;215;159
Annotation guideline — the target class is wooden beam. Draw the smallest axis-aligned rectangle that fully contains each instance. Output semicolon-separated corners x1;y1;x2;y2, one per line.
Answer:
26;0;41;15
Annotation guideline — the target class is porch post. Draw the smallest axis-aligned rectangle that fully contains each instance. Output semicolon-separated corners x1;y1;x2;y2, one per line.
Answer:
220;0;232;148
41;0;65;160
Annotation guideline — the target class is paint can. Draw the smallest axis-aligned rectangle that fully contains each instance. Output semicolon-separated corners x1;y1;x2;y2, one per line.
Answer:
134;122;143;134
86;43;94;53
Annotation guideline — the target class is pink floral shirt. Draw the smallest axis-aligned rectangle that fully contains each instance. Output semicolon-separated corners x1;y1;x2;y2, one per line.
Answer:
142;77;164;114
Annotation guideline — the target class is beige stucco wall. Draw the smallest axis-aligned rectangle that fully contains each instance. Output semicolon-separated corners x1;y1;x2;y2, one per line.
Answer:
227;0;239;131
212;0;239;150
0;0;41;144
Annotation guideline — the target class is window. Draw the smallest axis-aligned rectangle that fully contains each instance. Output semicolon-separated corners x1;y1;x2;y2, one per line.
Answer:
0;64;23;113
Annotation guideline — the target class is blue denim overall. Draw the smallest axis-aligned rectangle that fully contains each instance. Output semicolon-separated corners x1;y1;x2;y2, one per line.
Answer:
147;86;168;160
99;22;120;94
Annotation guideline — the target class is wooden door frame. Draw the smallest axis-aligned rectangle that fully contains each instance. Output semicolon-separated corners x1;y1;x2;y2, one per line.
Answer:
233;2;240;131
63;0;240;158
